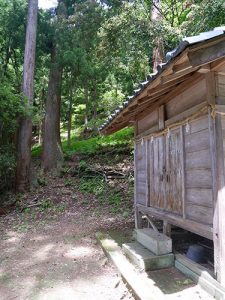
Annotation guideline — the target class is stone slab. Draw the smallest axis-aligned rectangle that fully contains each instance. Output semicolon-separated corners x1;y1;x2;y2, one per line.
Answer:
175;259;225;300
123;242;174;271
135;228;172;255
96;232;164;300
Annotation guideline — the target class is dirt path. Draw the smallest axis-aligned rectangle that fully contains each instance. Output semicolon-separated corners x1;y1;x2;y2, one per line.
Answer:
0;176;134;300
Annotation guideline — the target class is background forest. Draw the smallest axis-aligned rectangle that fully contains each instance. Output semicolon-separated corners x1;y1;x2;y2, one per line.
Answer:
1;0;225;195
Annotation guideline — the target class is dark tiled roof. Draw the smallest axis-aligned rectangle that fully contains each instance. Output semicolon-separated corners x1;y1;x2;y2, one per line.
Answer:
99;27;225;133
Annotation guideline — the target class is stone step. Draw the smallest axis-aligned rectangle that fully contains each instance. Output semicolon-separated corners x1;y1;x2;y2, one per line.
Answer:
122;242;174;271
135;228;172;255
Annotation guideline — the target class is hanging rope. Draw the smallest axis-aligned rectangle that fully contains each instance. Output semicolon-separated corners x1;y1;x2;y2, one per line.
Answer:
135;104;224;144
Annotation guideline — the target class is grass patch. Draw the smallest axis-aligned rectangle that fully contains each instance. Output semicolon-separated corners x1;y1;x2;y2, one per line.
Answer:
32;127;133;158
75;175;132;216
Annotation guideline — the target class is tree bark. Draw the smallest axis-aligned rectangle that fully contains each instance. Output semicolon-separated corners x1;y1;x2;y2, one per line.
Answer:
151;0;165;73
42;47;64;171
67;77;73;148
16;0;38;192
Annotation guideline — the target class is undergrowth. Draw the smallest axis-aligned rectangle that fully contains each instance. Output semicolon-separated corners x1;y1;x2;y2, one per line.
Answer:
31;127;134;218
76;175;131;215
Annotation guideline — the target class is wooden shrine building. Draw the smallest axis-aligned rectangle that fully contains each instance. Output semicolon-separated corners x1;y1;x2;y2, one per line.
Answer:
100;28;225;287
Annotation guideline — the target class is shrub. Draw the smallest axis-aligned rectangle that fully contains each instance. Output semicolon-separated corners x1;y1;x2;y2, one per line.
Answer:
0;79;23;193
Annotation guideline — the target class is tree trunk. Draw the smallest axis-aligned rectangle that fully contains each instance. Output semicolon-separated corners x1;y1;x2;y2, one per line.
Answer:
67;80;73;148
38;87;45;145
16;0;38;192
151;0;165;73
84;88;89;130
42;47;64;172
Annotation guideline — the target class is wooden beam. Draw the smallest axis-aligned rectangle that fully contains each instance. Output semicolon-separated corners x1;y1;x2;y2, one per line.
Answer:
163;221;171;237
105;73;203;134
145;141;150;208
188;38;225;67
146;72;194;98
133;73;203;124
205;71;216;105
135;125;158;140
172;60;191;73
211;57;225;71
158;105;165;130
215;105;225;114
180;126;186;220
142;87;172;104
214;114;225;286
165;102;207;127
197;64;211;73
160;67;199;84
136;204;213;240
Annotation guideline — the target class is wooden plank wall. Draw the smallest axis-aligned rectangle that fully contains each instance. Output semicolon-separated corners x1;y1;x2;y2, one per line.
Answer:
215;71;225;285
183;115;213;225
216;73;225;103
137;110;158;135
166;80;206;119
134;76;215;228
135;141;147;205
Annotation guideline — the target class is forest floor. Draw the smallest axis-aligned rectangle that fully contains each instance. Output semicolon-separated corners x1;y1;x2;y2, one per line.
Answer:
0;145;214;300
0;153;135;300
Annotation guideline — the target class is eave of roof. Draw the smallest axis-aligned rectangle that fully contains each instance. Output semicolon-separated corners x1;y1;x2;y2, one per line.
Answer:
99;27;225;135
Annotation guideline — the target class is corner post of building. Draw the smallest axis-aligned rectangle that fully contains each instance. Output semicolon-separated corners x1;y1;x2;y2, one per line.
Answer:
214;113;225;286
134;121;142;229
206;70;225;286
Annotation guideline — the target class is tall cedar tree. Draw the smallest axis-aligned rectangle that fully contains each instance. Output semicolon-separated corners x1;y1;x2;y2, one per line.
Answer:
152;0;165;72
16;0;38;192
41;0;66;172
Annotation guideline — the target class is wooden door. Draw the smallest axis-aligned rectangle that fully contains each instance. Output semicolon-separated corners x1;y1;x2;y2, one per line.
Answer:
148;127;184;215
165;127;184;215
149;135;166;209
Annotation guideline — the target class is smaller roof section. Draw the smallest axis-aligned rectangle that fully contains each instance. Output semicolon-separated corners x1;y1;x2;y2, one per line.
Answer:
100;27;225;135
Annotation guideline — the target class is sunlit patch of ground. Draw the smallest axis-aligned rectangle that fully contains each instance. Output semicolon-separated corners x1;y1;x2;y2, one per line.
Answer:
0;175;134;300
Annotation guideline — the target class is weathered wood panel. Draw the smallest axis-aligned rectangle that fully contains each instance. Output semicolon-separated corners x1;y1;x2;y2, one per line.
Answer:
186;203;213;225
186;169;212;189
165;102;206;127
216;73;225;98
166;80;206;119
186;188;213;207
149;136;165;209
135;142;147;205
137;110;158;134
137;204;213;240
187;115;209;134
214;114;225;284
185;149;211;170
165;128;183;214
185;129;210;153
183;115;213;217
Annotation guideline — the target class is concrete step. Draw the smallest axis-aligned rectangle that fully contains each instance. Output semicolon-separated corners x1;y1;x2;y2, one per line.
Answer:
122;242;174;271
135;228;172;255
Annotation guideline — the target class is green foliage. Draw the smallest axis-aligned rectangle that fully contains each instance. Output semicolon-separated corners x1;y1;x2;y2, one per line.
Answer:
4;0;225;195
0;80;24;192
79;177;104;195
77;175;123;211
64;127;133;156
108;192;122;206
0;146;16;192
182;1;225;35
39;198;53;211
37;176;48;186
64;178;74;187
32;127;133;157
